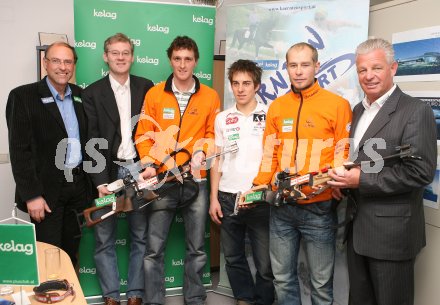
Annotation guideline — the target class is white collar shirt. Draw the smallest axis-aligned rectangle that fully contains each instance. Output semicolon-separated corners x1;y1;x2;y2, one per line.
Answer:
352;84;397;153
109;74;136;160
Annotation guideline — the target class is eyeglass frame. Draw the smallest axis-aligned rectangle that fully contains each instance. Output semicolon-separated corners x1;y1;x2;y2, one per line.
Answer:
45;57;75;67
106;50;133;58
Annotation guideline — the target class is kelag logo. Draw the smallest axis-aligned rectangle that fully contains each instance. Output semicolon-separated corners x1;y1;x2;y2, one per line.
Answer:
195;71;211;81
93;9;117;20
75;40;97;50
115;239;127;246
172;258;184;266
192;14;213;26
0;240;33;255
137;55;159;66
146;24;169;34
130;38;141;46
79;267;96;275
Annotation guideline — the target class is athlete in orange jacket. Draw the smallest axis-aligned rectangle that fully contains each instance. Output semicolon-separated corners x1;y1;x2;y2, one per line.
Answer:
134;36;220;305
253;42;352;305
253;79;352;204
135;74;220;178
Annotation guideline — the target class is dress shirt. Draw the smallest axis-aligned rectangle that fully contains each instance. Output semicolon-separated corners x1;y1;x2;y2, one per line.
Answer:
352;84;397;152
109;74;137;160
46;78;82;168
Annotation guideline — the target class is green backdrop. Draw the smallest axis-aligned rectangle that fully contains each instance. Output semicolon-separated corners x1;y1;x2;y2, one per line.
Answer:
74;0;215;297
74;0;215;87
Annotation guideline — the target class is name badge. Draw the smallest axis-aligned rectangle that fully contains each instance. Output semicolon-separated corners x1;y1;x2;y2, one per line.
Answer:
282;125;293;132
228;133;240;141
163;108;175;120
41;97;55;104
282;117;294;133
283;118;293;125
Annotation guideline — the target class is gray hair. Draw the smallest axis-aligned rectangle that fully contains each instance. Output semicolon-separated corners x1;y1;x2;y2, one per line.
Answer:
356;38;395;64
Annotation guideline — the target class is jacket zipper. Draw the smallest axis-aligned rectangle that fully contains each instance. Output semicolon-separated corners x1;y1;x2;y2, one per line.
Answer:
173;92;194;163
293;92;303;173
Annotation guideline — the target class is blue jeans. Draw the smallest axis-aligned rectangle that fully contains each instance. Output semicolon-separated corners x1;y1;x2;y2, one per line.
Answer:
218;191;274;305
270;201;336;305
94;166;147;301
144;180;208;305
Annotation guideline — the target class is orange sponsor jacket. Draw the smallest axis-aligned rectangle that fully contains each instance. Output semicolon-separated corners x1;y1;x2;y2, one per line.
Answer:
253;81;352;203
135;75;220;178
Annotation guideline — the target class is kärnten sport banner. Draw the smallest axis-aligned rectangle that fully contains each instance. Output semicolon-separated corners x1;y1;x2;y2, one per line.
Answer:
74;0;215;298
224;0;369;109
221;1;369;304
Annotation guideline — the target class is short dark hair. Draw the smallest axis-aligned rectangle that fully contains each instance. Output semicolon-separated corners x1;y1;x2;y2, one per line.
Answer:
286;42;318;63
166;36;199;61
227;59;262;86
104;33;134;54
45;42;78;64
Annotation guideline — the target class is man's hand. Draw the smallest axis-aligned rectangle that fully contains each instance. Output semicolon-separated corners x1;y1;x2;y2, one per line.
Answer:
331;188;344;201
26;196;51;223
97;185;112;198
191;151;206;169
139;167;157;181
327;167;361;189
209;197;223;225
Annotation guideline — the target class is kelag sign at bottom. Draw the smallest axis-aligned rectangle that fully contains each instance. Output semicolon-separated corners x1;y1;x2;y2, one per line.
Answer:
0;224;39;286
78;212;211;297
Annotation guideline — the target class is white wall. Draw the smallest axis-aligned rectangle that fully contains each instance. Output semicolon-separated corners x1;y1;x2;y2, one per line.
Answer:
0;0;76;220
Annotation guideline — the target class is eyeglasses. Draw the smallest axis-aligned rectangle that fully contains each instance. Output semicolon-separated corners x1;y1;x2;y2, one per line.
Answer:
45;58;74;66
107;50;132;57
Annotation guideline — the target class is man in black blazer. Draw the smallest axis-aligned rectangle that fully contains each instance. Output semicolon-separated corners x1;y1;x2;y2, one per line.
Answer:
6;42;90;266
82;33;153;305
328;38;437;305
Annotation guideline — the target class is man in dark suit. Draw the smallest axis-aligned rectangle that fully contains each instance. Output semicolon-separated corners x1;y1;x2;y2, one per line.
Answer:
328;38;437;305
82;33;154;305
6;42;90;266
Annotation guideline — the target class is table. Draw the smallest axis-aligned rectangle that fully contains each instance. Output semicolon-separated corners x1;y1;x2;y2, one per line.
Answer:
2;242;87;305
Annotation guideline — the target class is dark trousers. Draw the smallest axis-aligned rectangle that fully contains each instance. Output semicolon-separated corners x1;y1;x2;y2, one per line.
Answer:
218;191;275;305
347;230;415;305
32;172;88;266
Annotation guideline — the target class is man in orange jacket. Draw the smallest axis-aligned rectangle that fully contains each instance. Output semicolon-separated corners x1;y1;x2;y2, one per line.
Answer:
253;42;352;305
135;36;220;305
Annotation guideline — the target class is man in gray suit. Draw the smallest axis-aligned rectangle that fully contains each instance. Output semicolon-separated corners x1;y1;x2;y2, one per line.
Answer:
328;38;437;305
